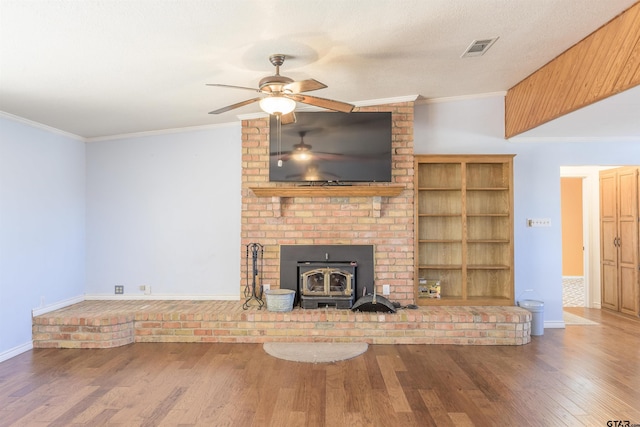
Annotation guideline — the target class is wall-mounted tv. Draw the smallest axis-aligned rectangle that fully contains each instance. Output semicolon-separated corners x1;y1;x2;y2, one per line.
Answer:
269;112;393;183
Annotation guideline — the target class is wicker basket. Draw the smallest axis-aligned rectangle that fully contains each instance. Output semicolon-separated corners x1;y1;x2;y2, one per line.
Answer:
265;289;295;312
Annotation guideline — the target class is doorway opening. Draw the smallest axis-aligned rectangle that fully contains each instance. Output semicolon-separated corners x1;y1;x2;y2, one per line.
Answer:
561;176;585;307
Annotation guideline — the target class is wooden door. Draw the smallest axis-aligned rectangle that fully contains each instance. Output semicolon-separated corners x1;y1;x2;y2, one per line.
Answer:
617;168;639;316
600;170;619;311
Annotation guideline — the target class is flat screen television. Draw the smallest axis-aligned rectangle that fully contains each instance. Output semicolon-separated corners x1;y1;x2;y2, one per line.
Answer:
269;111;393;183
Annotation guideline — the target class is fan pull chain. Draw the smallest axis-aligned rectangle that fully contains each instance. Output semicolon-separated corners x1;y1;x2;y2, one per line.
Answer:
276;113;283;167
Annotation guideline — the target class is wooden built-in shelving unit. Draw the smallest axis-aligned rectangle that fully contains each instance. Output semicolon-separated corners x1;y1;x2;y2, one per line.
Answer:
414;155;515;306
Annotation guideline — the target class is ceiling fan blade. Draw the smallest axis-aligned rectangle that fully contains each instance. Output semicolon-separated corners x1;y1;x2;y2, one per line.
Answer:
208;97;262;114
284;79;327;94
280;112;297;124
206;83;261;93
270;152;292;159
289;94;355;113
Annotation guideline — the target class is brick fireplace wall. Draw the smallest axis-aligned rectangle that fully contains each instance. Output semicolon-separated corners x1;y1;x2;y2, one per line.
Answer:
240;102;415;305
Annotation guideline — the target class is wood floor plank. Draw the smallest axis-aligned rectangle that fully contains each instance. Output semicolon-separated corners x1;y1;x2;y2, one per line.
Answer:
527;388;583;426
370;388;416;427
343;365;369;410
447;412;475;427
83;408;120;425
0;308;638;426
419;389;455;427
375;355;412;413
8;385;101;426
69;386;131;424
267;388;298;427
400;388;437;426
140;386;187;427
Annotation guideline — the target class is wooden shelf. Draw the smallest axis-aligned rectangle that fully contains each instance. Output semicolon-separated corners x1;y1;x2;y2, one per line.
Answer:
467;264;511;270
417;264;463;270
249;185;404;198
467;187;509;191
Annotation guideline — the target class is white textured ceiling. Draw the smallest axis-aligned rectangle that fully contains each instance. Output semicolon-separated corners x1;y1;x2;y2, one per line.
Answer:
1;0;638;139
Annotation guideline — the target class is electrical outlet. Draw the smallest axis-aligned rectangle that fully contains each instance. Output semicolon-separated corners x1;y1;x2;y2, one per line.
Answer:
115;285;124;294
527;218;551;227
382;284;390;295
262;284;270;292
138;285;151;294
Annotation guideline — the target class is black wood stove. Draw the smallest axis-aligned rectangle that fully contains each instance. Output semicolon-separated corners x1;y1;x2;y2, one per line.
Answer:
298;262;356;309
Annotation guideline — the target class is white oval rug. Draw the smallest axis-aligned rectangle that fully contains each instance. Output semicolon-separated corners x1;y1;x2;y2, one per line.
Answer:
263;342;368;363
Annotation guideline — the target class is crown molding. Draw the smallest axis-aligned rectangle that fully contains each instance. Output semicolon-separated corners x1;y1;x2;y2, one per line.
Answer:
417;91;506;105
85;121;241;142
352;95;420;106
0;111;85;141
508;136;640;144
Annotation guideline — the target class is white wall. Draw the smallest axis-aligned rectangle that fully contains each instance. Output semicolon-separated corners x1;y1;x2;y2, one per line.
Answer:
414;96;640;325
85;125;242;299
0;115;86;359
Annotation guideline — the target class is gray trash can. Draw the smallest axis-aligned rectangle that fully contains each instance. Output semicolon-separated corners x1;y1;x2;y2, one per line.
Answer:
518;299;544;336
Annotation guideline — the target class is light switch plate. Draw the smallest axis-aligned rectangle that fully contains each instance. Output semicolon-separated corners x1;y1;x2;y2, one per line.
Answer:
527;218;551;227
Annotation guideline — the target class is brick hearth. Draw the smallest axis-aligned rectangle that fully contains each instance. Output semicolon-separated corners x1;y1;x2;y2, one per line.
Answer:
32;301;532;348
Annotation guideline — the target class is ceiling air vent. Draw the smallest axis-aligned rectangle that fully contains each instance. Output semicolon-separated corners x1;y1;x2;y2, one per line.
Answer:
461;37;499;58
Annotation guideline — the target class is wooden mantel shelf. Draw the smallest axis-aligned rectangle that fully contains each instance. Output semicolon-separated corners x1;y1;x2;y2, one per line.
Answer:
249;185;404;198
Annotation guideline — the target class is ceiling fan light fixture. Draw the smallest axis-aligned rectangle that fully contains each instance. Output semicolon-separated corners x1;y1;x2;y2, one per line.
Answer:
292;150;312;162
259;96;296;115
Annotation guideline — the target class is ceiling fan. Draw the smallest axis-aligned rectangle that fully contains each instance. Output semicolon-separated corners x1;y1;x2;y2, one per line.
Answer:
207;54;354;123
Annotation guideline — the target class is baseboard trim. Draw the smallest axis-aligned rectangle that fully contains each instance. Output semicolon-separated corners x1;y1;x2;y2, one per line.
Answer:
31;295;85;317
84;294;240;301
0;342;34;363
544;320;566;329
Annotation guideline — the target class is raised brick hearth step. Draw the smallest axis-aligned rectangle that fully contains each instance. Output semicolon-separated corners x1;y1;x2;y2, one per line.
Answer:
32;300;532;348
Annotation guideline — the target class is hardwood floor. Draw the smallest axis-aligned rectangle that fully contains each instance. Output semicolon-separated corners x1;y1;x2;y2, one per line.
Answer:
1;308;639;426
